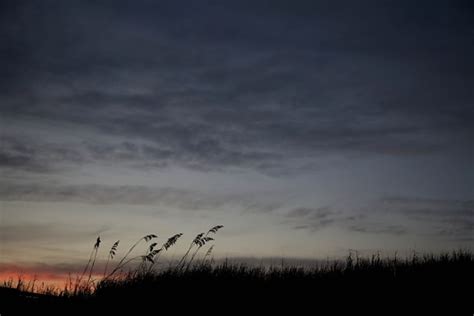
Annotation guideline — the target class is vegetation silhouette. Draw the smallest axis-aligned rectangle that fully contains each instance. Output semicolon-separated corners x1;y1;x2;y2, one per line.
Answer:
1;225;472;314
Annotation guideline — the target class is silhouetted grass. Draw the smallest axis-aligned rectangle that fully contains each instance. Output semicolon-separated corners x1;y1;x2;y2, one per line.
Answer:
94;249;473;291
1;229;472;314
92;250;473;314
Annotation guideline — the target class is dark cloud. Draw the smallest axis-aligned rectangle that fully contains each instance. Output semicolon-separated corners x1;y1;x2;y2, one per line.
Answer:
348;224;407;236
378;197;474;241
380;197;474;218
344;197;473;243
286;206;333;220
0;133;284;174
0;182;282;213
1;0;473;176
0;135;85;173
283;206;340;232
287;197;473;239
282;205;411;236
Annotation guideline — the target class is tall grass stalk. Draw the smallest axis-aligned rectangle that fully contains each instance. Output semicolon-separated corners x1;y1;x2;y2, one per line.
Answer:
185;225;223;270
86;236;101;286
201;245;214;265
177;233;203;270
147;233;183;272
105;234;157;279
103;240;120;277
75;236;101;293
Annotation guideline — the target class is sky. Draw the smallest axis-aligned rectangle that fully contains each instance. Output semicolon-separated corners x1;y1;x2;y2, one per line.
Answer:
1;0;473;282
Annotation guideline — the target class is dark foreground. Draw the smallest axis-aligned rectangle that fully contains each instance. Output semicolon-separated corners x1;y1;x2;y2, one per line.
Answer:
1;252;473;315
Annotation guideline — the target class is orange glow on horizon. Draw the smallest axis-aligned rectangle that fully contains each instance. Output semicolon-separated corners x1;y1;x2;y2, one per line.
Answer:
0;266;104;293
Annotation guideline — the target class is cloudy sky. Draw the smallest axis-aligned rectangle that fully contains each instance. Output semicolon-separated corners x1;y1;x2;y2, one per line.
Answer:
1;0;473;280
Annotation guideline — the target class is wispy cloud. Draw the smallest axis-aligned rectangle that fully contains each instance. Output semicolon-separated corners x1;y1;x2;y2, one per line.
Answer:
380;197;474;219
0;182;283;214
347;224;407;236
281;196;474;240
377;196;474;241
282;205;409;236
0;222;109;245
282;206;339;232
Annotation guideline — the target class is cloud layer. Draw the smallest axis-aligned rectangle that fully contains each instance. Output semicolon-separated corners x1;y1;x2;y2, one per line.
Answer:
1;0;473;176
1;1;473;267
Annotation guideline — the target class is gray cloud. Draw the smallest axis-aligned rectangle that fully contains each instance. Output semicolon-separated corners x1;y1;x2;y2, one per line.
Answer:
288;197;473;239
0;135;85;173
283;206;342;232
347;224;407;236
350;196;474;240
0;222;109;246
380;197;474;218
377;197;474;241
0;133;285;175
282;205;410;236
286;206;334;218
1;0;473;176
0;182;282;214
